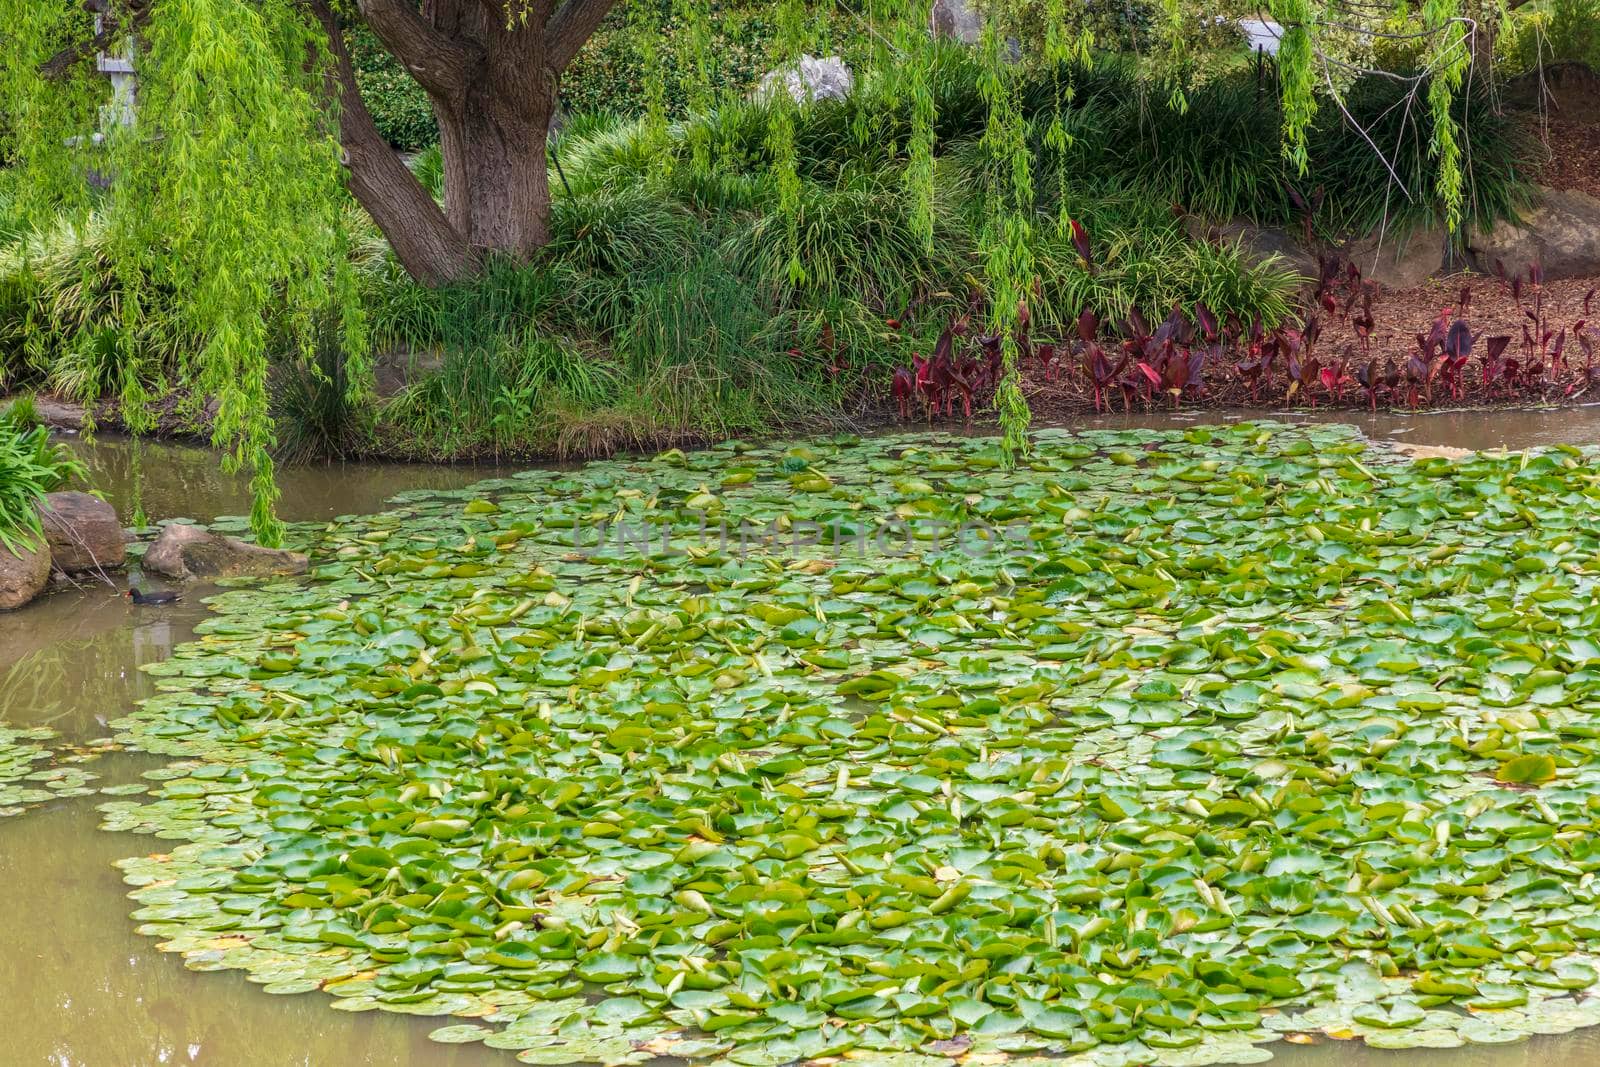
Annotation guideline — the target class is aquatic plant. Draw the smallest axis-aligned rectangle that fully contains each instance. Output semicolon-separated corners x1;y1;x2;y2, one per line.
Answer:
0;724;98;817
104;423;1600;1064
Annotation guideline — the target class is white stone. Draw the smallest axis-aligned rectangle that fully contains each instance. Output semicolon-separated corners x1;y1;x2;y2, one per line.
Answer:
1238;19;1284;55
757;55;854;104
931;0;984;44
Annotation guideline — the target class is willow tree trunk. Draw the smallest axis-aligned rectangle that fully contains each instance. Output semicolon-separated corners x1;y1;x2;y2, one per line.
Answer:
435;26;558;258
310;0;615;285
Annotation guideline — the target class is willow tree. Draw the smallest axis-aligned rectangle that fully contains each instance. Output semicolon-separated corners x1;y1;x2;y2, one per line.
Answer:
1;0;1496;541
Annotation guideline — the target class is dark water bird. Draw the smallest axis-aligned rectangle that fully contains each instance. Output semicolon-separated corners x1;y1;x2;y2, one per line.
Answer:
127;586;182;605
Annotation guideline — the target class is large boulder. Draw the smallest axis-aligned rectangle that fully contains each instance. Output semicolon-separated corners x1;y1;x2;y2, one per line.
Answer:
1502;62;1600;117
757;55;854;104
1236;18;1284;55
930;0;984;43
1470;186;1600;281
30;398;89;432
142;523;308;582
1347;228;1451;290
372;345;446;399
0;539;52;611
39;491;125;574
1187;217;1317;279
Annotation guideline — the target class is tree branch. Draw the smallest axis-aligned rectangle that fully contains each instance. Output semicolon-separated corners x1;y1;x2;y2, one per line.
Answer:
356;0;480;98
309;0;477;285
544;0;616;71
39;1;150;79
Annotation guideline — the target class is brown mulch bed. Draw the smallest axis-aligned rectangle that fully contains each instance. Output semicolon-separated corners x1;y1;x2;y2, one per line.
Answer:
1319;272;1597;362
1019;272;1600;420
1506;63;1600;197
1527;117;1600;200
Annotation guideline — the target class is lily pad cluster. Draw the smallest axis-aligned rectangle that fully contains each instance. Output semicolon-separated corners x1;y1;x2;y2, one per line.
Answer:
0;723;97;816
105;422;1600;1065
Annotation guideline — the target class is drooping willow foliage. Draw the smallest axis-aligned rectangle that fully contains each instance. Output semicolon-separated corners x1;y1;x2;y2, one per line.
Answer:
976;6;1034;460
0;0;1487;536
0;0;364;545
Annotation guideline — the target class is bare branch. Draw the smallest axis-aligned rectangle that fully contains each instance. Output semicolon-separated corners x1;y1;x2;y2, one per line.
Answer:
356;0;481;98
545;0;617;71
1320;61;1414;204
39;1;149;79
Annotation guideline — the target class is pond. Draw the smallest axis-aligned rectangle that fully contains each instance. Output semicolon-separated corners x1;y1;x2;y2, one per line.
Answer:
5;407;1600;1067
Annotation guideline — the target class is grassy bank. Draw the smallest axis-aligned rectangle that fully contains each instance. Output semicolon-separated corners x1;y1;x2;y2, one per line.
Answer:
0;47;1534;463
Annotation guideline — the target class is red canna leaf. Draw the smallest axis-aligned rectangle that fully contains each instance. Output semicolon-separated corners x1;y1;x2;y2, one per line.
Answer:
1070;219;1093;269
1077;308;1099;343
1127;307;1150;342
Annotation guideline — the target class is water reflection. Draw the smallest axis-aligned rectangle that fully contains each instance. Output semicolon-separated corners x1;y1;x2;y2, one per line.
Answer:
1276;1031;1600;1065
0;804;484;1066
0;586;206;742
61;434;514;524
1063;402;1600;453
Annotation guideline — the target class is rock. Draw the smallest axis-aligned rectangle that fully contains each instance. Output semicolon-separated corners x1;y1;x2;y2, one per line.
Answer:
1503;62;1600;118
1347;228;1449;289
29;398;89;432
1188;217;1317;279
1236;18;1284;55
1393;443;1474;461
930;0;984;44
757;55;854;104
1190;216;1462;290
372;345;446;399
39;491;125;574
928;0;1020;59
142;523;309;582
0;539;52;611
1470;186;1600;281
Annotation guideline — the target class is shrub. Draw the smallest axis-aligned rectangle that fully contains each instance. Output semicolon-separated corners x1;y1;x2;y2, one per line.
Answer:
0;407;86;555
562;0;871;118
1306;75;1535;239
1500;0;1600;74
348;26;438;152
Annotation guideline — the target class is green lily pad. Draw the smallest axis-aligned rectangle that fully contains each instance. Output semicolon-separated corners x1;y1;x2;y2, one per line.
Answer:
96;425;1600;1066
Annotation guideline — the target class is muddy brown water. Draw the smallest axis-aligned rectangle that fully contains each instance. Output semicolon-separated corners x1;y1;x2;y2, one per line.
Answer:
4;412;1600;1066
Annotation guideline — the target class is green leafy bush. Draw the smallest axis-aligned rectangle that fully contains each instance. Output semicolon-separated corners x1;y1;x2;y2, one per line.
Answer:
1501;0;1600;73
0;404;86;554
561;0;870;118
348;26;437;152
